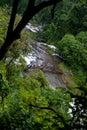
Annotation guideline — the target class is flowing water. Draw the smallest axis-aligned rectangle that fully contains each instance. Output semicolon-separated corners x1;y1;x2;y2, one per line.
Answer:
24;23;66;88
24;41;66;89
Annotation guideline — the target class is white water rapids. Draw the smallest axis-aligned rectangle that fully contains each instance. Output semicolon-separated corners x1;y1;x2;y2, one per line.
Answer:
24;23;66;89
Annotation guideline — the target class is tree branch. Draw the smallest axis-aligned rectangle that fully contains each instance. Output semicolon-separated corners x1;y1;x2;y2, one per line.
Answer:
0;0;62;61
28;0;35;8
30;104;57;113
14;0;62;36
35;0;61;12
7;0;20;34
29;103;68;129
29;104;63;119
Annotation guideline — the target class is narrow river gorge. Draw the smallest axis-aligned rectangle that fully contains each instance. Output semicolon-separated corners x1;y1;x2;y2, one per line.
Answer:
24;25;86;128
24;24;67;89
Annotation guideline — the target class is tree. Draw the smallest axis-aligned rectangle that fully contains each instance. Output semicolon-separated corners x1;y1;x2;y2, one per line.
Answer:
41;0;87;43
0;0;62;61
76;31;87;49
57;34;87;70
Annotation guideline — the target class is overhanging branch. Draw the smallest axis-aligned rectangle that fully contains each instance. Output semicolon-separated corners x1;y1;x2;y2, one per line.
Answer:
7;0;20;34
35;0;61;11
14;0;62;35
0;0;62;61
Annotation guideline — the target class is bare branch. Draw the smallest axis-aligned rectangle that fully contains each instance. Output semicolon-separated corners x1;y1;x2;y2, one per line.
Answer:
7;0;20;34
14;0;62;36
35;0;61;12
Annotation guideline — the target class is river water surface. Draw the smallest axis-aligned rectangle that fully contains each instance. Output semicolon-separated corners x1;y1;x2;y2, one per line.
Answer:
24;41;66;89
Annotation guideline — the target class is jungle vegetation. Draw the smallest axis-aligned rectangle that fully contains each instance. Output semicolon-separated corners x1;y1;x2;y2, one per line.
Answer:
0;0;87;129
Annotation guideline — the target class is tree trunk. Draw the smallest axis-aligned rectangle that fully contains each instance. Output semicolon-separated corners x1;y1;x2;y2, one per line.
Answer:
0;0;62;61
0;32;20;60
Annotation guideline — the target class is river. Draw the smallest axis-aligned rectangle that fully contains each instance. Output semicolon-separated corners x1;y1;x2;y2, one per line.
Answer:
24;24;87;129
24;39;66;89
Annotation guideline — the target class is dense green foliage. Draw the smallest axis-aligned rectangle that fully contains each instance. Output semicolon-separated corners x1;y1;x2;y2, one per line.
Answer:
0;7;71;129
0;0;87;129
0;71;71;129
0;8;9;46
35;0;87;128
39;0;87;77
41;0;87;41
0;0;28;13
58;34;87;70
